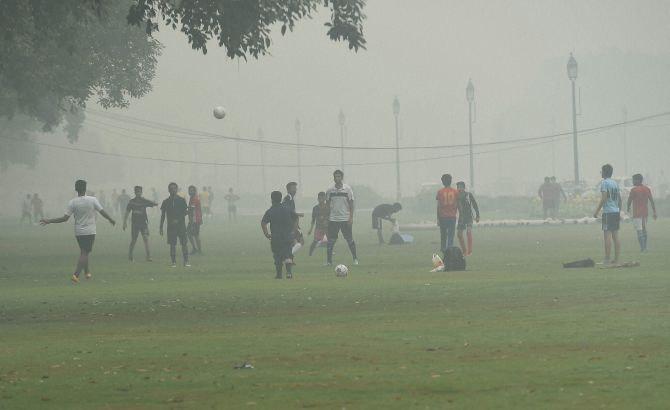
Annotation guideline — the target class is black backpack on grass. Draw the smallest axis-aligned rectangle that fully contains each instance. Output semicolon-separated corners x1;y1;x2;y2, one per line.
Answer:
443;247;466;271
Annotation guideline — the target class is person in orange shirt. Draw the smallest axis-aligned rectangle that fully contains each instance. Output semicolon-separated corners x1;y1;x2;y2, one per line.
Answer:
626;173;657;252
436;174;459;253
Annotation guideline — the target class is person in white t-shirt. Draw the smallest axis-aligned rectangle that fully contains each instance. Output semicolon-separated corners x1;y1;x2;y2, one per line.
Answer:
325;169;358;266
40;179;115;283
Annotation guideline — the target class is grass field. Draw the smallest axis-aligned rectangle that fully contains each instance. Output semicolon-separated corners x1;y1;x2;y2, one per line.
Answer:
1;214;669;409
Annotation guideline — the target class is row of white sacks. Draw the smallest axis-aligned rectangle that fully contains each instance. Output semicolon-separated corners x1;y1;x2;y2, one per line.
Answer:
402;215;631;230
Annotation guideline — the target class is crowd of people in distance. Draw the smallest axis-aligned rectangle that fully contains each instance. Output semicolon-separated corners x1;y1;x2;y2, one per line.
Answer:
538;176;567;219
34;162;659;283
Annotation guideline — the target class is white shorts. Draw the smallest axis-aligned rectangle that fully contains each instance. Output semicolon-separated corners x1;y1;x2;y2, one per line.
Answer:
632;217;646;231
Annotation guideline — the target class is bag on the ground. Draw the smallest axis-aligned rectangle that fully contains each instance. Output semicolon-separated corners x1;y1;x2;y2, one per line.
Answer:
389;232;414;245
562;258;595;268
443;247;466;271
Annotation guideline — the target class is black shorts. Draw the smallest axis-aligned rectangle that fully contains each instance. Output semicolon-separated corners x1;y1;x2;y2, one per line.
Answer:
131;223;149;239
328;221;353;241
188;222;201;236
372;215;384;230
76;235;95;253
457;219;473;231
271;239;292;264
602;212;620;232
167;224;187;245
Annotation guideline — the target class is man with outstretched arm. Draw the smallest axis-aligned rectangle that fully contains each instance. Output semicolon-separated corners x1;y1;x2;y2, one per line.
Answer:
40;179;115;283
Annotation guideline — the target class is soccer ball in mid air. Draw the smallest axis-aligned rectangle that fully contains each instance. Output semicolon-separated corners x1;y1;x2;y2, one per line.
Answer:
213;106;227;119
335;264;348;277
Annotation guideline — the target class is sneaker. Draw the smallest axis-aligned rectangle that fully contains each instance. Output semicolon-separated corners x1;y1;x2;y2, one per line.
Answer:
71;274;80;284
84;272;92;280
171;263;177;268
185;263;191;267
286;273;293;279
353;259;359;265
146;257;153;262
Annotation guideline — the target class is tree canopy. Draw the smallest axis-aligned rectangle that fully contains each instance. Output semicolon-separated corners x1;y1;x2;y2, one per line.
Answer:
0;0;161;167
127;0;366;58
0;0;366;169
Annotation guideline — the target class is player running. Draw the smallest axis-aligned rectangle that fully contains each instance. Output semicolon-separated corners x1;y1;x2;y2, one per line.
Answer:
436;174;459;253
371;202;402;244
307;192;330;256
326;170;358;266
40;179;116;283
456;181;480;256
261;191;298;279
123;185;157;262
159;182;190;267
593;164;622;266
627;173;657;252
187;185;203;255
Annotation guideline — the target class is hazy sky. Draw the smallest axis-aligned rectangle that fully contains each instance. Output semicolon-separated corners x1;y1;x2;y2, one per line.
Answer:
5;0;670;208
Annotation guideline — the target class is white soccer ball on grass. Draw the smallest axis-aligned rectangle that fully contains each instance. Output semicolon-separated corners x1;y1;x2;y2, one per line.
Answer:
335;264;348;277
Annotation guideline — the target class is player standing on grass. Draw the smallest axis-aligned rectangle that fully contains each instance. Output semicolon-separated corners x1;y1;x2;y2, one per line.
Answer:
21;194;32;224
627;173;657;252
283;182;304;257
40;179;116;283
307;192;330;256
593;164;622;265
261;191;298;279
225;188;240;221
123;186;157;262
436;174;459;253
326;170;358;266
187;185;203;255
31;193;44;223
456;181;480;256
160;182;190;268
200;187;210;219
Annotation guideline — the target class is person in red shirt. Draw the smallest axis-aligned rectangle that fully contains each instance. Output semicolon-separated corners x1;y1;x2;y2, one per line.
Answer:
626;173;657;252
436;174;459;253
187;185;203;255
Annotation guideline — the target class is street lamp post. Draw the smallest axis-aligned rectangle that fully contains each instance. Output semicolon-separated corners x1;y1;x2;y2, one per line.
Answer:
235;133;241;190
466;79;475;190
567;53;579;184
295;119;302;192
338;110;345;172
393;96;401;202
258;127;266;195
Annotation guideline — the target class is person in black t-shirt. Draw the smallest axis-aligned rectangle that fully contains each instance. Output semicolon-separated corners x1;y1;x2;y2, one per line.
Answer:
456;181;480;256
371;202;402;244
282;181;304;259
123;186;157;262
159;182;189;267
262;191;298;279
